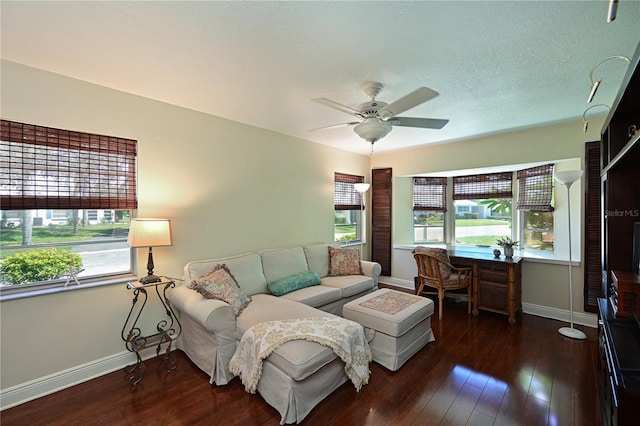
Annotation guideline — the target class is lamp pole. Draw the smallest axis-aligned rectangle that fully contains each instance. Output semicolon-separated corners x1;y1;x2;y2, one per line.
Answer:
554;171;586;340
354;183;370;260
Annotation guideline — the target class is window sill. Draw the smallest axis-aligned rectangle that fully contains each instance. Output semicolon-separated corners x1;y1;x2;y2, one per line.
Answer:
340;241;365;248
0;274;138;302
395;244;580;267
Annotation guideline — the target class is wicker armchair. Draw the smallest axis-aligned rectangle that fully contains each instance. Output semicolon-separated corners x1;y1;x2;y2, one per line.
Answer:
413;247;473;320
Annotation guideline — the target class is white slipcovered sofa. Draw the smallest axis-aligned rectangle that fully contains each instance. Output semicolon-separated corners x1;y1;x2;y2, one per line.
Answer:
170;243;382;424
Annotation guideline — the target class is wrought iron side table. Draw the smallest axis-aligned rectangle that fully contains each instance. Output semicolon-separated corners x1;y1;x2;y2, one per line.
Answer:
121;276;182;385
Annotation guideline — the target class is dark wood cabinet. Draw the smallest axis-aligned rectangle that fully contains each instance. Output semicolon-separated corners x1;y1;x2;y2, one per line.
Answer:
601;42;640;300
450;252;522;324
598;42;640;426
598;298;640;426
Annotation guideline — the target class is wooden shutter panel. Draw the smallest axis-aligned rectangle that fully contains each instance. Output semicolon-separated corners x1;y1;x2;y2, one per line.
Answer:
371;168;392;276
584;141;602;312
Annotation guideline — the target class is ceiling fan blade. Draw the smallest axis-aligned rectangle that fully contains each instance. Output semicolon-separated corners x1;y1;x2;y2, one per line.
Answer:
312;98;362;117
308;122;359;132
390;117;449;129
377;87;439;118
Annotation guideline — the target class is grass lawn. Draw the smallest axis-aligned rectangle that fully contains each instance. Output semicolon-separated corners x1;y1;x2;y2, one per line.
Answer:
0;223;129;246
335;224;356;233
455;236;506;246
454;219;509;226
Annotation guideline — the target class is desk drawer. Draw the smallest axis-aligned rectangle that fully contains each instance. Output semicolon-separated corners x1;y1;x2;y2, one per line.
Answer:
479;269;508;283
477;260;509;272
478;281;508;312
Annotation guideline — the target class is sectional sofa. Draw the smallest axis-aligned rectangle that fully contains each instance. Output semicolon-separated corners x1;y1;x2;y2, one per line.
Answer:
170;243;382;424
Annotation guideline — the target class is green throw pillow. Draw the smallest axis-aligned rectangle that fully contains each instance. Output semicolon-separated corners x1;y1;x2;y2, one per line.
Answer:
267;270;321;296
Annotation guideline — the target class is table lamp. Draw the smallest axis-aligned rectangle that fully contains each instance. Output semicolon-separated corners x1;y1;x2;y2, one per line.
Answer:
127;218;173;284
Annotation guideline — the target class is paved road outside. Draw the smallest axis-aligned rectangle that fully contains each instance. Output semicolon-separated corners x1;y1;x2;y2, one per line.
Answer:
415;224;510;242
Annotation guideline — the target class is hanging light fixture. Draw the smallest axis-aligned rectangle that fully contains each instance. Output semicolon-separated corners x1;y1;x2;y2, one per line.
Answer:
607;0;618;22
582;104;610;133
587;55;631;103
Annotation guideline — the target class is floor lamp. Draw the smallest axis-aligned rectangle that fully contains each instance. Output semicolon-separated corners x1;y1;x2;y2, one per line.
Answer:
354;183;370;260
554;170;587;340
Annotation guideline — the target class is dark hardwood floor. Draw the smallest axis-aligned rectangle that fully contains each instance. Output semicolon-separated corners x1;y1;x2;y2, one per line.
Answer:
2;298;601;426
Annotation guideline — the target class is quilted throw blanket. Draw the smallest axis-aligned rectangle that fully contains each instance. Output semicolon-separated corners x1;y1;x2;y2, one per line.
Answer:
229;317;372;394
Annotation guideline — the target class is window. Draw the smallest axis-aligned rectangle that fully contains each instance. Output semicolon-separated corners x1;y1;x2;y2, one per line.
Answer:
334;172;365;244
453;172;513;246
0;120;137;295
517;164;555;251
413;177;446;243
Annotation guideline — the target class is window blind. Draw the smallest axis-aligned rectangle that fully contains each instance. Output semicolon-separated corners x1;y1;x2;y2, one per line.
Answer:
334;172;364;210
516;164;555;211
413;177;447;212
0;119;138;210
452;172;513;200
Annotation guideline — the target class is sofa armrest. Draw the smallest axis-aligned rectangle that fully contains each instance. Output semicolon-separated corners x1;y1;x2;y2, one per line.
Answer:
360;260;382;284
171;285;236;333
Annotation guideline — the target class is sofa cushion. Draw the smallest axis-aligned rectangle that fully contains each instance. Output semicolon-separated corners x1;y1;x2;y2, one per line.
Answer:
260;247;309;283
280;285;342;308
184;253;268;296
192;264;251;315
267;270;321;296
303;243;339;278
321;275;376;298
236;294;338;381
328;246;363;276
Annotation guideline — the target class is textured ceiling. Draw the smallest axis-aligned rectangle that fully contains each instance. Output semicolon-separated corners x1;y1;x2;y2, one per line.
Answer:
1;1;639;154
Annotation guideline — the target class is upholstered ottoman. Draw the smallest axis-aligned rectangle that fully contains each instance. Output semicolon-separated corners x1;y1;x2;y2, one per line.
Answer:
342;288;435;371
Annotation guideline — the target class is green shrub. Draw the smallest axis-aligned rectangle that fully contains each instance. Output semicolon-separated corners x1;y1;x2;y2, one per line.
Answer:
0;248;83;285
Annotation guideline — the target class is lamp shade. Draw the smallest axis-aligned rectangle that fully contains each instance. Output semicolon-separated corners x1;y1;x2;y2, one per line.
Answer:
554;170;583;186
127;218;173;248
354;183;370;193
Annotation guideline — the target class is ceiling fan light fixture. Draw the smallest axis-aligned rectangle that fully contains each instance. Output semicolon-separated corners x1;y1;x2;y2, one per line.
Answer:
354;118;392;143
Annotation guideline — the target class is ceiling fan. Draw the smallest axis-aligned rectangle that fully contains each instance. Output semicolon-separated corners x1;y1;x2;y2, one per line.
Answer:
312;81;449;145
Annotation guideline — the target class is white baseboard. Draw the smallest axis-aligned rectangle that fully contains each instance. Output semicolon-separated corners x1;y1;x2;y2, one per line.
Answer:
379;276;414;290
0;347;159;411
522;302;598;328
378;277;598;329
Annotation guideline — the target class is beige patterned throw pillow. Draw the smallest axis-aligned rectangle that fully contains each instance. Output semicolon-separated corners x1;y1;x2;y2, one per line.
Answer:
328;246;364;276
192;264;251;315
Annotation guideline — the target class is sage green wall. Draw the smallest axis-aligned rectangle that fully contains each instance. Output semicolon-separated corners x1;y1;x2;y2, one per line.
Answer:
371;120;605;318
0;60;370;389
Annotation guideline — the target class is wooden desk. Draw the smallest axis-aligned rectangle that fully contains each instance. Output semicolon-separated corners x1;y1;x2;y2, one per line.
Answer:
449;251;523;324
